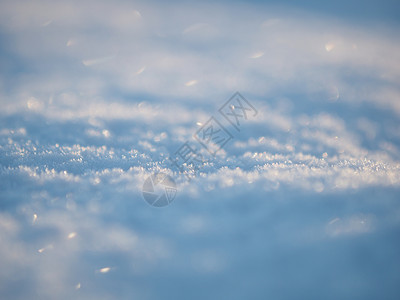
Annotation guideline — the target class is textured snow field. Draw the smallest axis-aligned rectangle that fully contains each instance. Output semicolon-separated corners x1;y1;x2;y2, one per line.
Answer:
1;0;400;299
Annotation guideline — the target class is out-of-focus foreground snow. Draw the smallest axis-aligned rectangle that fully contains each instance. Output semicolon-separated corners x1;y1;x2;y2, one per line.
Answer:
1;0;400;299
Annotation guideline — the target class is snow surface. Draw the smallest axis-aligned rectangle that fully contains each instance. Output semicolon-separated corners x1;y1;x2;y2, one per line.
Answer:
1;0;400;299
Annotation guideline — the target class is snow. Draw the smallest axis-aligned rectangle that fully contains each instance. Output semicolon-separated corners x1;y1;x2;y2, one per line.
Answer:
1;0;400;299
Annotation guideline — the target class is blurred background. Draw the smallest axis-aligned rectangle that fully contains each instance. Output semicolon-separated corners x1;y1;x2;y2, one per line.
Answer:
0;0;400;299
